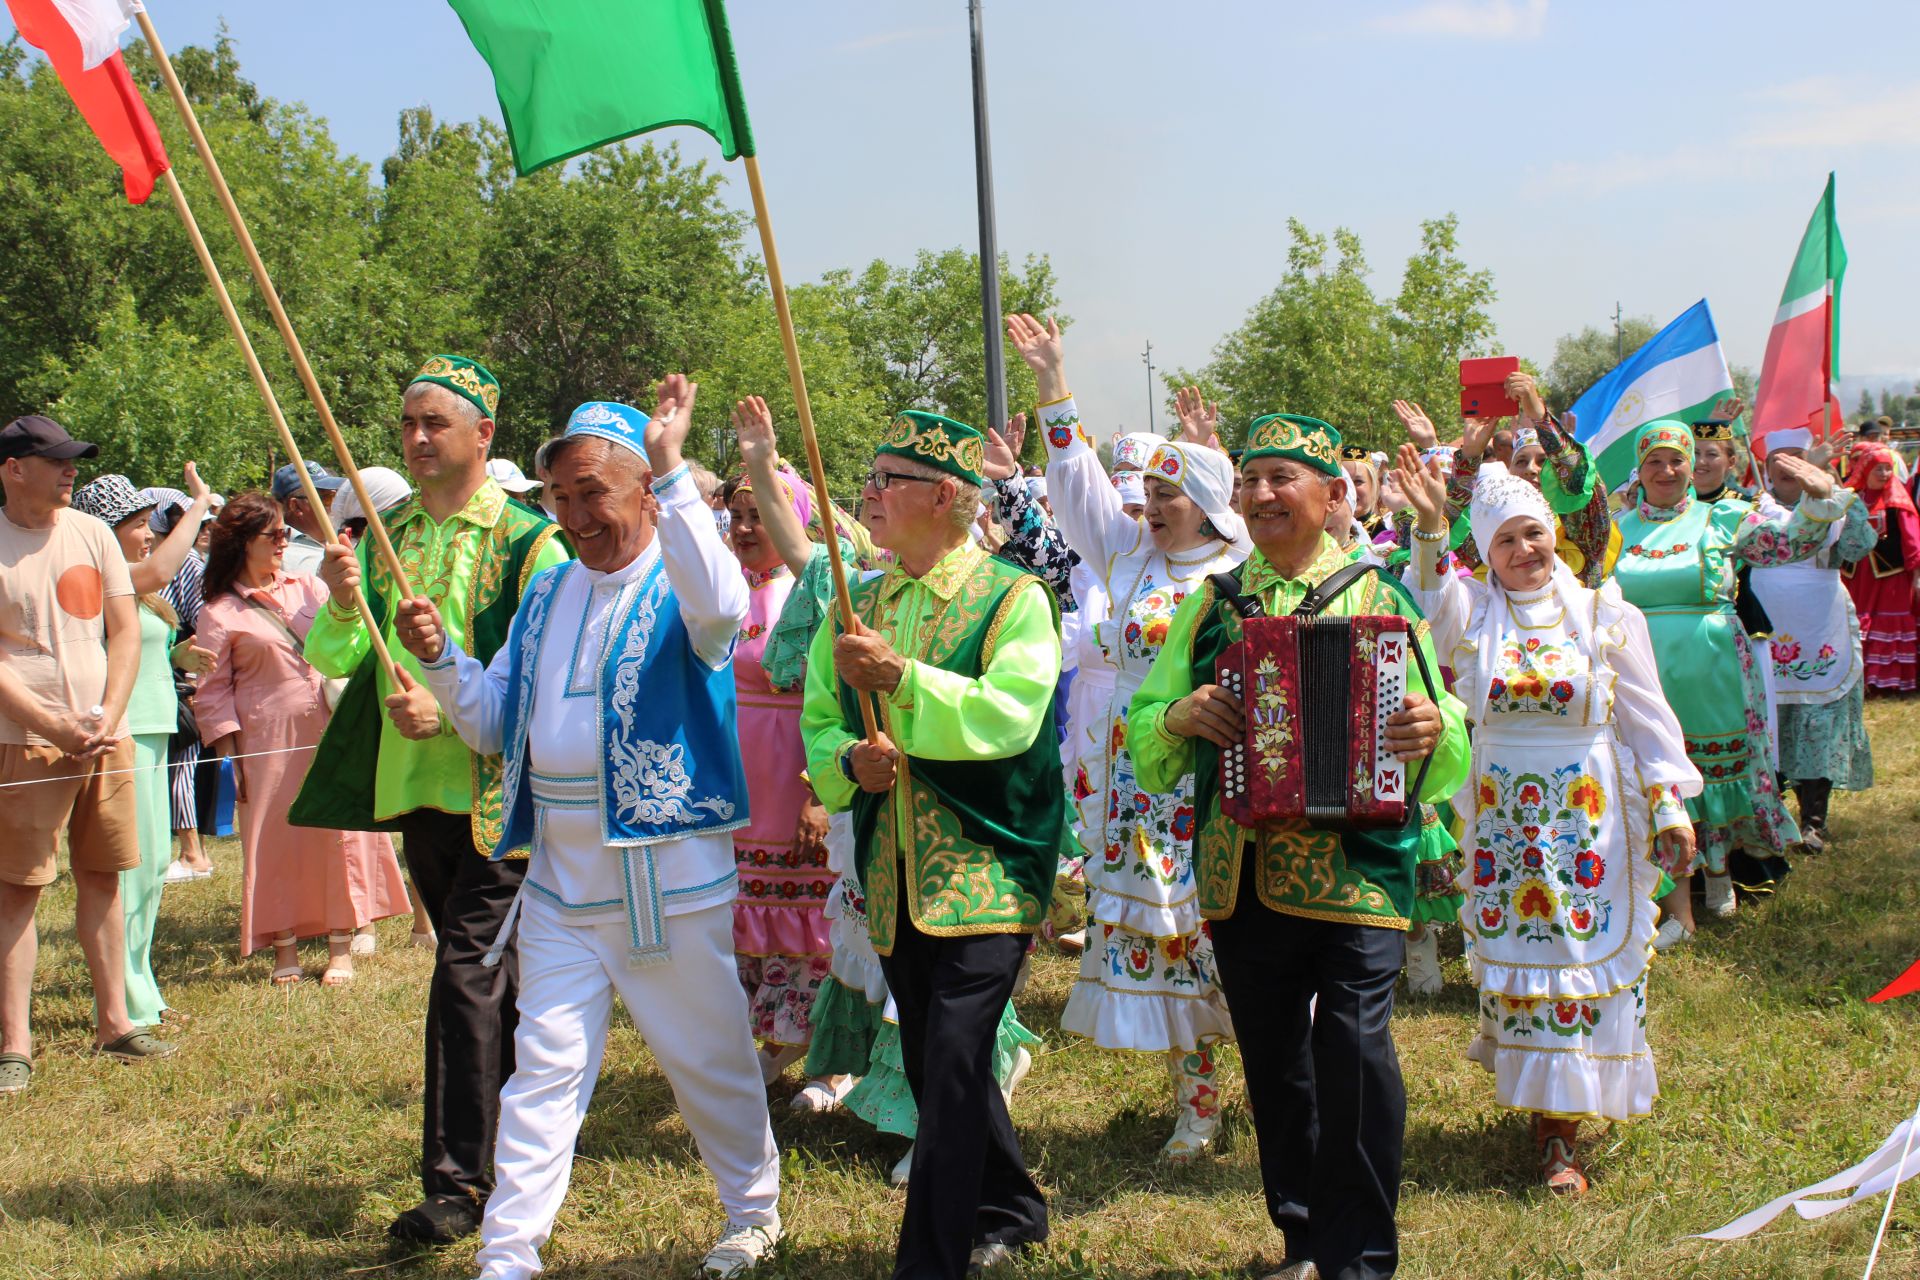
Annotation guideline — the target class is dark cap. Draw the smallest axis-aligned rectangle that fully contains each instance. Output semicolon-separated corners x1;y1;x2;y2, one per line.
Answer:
272;459;344;501
0;416;99;463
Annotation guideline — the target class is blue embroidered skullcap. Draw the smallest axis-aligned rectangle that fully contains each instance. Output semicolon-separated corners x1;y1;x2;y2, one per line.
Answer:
562;401;650;464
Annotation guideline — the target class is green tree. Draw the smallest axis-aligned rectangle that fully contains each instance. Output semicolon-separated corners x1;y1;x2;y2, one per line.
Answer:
1543;316;1660;411
1173;217;1498;451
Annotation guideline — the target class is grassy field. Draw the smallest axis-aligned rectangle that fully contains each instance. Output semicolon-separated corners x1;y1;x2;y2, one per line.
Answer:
4;704;1919;1280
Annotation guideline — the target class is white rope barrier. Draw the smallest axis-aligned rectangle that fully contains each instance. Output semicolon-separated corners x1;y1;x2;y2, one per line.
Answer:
0;743;317;789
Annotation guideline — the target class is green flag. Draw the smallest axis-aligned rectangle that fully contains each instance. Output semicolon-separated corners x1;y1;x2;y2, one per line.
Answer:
448;0;755;175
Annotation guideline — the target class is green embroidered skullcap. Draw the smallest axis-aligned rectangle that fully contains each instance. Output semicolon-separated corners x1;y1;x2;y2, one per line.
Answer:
876;410;986;486
1242;413;1343;477
408;354;501;419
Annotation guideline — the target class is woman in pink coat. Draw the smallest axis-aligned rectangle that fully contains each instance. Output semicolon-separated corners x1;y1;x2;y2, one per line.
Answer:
193;492;409;985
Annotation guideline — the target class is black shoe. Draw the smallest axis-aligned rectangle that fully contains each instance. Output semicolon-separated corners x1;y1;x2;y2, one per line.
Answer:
388;1194;483;1247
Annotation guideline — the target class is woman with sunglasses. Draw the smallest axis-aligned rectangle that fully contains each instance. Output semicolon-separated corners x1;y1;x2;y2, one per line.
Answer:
194;492;410;985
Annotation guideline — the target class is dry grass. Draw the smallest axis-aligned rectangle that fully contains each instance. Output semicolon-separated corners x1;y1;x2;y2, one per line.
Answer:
4;704;1920;1279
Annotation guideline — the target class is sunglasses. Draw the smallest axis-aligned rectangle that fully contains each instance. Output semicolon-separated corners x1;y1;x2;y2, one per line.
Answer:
258;527;291;545
863;470;941;493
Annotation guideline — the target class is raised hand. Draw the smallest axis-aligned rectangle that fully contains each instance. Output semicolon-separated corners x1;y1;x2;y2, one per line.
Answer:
1709;395;1746;422
733;396;777;471
1392;400;1439;450
1394;443;1449;532
647;373;699;475
981;427;1021;482
1770;451;1834;500
183;459;211;505
1504;370;1547;422
1460;415;1498;460
1002;411;1028;460
1004;313;1068;403
1174;386;1219;446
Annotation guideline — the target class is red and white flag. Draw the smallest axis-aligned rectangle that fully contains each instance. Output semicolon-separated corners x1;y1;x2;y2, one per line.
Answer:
1750;173;1847;457
4;0;168;203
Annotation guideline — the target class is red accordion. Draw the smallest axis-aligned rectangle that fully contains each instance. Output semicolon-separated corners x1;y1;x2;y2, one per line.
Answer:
1211;567;1434;830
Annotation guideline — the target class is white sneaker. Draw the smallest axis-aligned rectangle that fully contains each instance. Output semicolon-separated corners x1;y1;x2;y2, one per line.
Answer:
1405;929;1443;997
999;1045;1033;1106
1703;873;1737;919
701;1220;782;1277
163;860;197;885
1651;918;1694;953
790;1075;855;1112
890;1144;914;1187
1055;928;1086;953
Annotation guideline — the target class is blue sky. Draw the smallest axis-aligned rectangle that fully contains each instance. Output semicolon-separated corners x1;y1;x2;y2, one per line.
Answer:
8;0;1918;430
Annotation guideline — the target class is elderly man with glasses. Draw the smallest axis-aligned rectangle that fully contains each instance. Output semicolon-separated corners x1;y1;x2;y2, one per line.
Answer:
800;412;1063;1279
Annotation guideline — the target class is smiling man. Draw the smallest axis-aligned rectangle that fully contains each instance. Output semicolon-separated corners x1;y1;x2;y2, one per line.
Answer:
302;355;568;1247
799;411;1061;1279
1127;414;1471;1280
394;385;780;1279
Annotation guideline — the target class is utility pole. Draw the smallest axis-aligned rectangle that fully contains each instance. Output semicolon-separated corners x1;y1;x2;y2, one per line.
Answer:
968;0;1007;435
1613;301;1624;363
1142;339;1156;433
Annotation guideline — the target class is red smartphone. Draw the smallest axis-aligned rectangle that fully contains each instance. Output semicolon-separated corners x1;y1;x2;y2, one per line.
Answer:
1460;356;1521;418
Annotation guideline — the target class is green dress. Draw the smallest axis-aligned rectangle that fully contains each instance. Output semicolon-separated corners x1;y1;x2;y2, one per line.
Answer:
125;603;178;1026
1611;489;1843;874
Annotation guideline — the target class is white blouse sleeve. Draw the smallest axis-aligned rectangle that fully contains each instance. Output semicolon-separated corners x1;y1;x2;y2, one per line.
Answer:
1034;395;1145;570
1606;599;1703;832
1402;529;1481;660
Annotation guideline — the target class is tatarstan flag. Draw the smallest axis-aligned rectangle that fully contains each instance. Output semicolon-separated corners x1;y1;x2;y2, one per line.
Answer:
447;0;755;176
1751;174;1846;456
3;0;169;203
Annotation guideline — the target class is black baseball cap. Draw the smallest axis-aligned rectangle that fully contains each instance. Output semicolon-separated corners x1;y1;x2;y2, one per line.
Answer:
0;416;99;462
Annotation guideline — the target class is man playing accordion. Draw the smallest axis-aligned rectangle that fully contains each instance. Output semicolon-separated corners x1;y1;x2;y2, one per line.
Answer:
1127;414;1471;1280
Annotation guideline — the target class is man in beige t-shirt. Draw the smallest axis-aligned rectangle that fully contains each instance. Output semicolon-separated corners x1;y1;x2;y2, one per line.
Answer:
0;415;176;1093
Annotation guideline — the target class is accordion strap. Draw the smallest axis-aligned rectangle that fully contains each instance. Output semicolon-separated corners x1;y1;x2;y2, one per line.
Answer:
1291;560;1386;617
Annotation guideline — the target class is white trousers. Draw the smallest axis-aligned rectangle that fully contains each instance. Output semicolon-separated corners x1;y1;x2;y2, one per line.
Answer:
475;898;781;1280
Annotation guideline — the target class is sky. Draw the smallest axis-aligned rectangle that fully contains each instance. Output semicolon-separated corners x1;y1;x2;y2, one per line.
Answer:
7;0;1919;432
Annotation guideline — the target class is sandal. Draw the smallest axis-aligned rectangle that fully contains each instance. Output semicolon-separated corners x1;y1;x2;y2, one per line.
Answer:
410;928;438;950
350;927;377;957
0;1052;30;1093
95;1029;178;1062
270;934;302;985
321;933;355;987
790;1075;856;1112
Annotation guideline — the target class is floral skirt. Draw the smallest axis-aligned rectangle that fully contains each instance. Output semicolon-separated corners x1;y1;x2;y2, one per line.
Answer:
1465;975;1656;1123
737;953;832;1048
1777;679;1874;790
1688;632;1801;872
1062;747;1234;1052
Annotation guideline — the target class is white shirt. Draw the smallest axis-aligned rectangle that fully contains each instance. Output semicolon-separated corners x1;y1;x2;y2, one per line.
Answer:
424;467;750;928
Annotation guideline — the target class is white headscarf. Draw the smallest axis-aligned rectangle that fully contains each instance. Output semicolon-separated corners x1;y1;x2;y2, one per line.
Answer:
1111;471;1146;506
1143;441;1252;555
329;466;413;526
1112;431;1164;471
1467;461;1554;563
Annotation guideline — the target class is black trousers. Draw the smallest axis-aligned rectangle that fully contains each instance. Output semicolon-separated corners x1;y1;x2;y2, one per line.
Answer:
878;894;1046;1280
397;810;526;1204
1210;886;1407;1280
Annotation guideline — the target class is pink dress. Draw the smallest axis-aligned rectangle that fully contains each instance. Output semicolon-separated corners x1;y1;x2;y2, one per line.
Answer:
194;573;409;955
732;562;834;1047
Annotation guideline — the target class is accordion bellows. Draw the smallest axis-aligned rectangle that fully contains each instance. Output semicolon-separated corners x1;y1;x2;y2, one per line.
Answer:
1216;615;1421;829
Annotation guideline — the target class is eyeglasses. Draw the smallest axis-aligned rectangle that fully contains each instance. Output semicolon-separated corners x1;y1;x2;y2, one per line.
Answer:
863;469;940;493
259;527;291;545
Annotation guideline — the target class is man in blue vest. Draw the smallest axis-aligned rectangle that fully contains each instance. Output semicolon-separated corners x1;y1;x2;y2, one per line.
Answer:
393;376;780;1279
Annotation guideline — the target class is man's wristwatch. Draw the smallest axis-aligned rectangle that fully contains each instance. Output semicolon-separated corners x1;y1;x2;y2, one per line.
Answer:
838;743;858;782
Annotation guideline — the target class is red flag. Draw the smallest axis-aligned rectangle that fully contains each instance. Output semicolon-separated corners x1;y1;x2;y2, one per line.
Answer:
1869;955;1920;1004
1751;175;1846;458
4;0;169;203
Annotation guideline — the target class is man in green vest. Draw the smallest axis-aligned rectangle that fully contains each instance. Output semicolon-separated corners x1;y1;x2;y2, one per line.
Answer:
302;355;568;1247
1127;414;1472;1280
799;412;1060;1279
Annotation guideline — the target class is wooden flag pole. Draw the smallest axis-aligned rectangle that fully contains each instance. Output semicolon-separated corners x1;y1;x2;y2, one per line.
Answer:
741;154;879;743
158;167;403;684
136;11;416;604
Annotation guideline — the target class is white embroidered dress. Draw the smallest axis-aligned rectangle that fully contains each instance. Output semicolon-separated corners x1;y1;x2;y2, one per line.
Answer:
1408;537;1700;1122
1041;397;1239;1052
